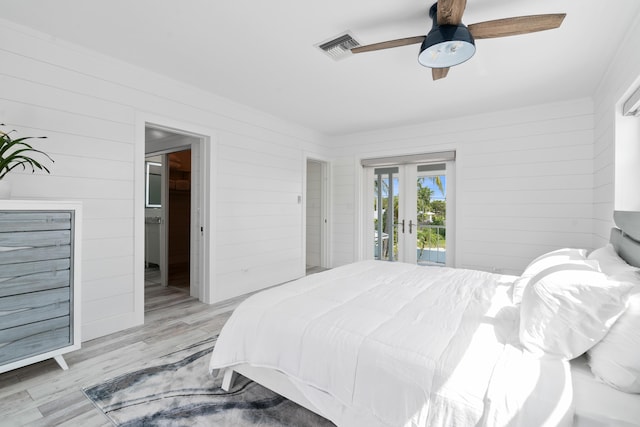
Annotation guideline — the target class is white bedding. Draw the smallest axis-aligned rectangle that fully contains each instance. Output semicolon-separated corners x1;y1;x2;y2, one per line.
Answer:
571;356;640;427
209;260;573;427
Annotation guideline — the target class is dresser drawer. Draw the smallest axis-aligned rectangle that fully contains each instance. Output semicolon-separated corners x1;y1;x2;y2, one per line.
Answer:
0;287;70;329
0;300;70;330
0;259;70;297
0;245;71;265
0;316;71;366
0;211;71;232
0;287;70;312
0;229;71;248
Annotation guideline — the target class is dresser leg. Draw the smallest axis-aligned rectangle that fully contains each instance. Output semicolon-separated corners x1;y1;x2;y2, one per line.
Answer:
54;355;69;370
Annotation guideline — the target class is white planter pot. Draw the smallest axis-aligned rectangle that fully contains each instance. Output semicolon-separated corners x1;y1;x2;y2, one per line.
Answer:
0;180;12;199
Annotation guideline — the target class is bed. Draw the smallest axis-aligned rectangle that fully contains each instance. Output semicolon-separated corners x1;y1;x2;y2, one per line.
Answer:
209;211;640;427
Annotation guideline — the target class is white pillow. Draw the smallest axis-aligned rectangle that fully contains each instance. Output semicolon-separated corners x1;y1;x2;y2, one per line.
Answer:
519;263;633;360
588;243;639;276
587;268;640;393
512;248;591;304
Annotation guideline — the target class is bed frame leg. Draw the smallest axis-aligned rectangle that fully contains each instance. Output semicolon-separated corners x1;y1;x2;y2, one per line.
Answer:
221;368;237;391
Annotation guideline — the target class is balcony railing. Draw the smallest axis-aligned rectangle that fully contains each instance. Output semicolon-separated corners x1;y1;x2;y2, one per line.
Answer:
374;224;446;265
417;224;446;265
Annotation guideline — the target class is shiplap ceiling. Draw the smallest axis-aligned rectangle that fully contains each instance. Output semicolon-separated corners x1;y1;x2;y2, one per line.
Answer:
1;0;639;136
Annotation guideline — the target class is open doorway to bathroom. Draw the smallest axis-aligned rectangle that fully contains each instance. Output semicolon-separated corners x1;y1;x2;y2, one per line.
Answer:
144;125;203;301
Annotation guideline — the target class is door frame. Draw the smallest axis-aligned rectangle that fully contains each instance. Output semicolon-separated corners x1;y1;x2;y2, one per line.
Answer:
144;128;203;299
135;114;216;325
360;159;456;267
302;155;331;272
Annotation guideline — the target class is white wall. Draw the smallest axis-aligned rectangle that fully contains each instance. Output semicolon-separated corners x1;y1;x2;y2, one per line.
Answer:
329;98;596;275
0;19;328;340
213;131;323;301
615;113;640;211
592;12;640;246
331;157;360;266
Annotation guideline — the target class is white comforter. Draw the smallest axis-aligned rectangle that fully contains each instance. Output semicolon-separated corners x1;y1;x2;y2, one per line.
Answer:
210;261;573;427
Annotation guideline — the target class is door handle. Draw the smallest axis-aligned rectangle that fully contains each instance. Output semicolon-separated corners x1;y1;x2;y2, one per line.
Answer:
394;220;405;233
409;220;414;234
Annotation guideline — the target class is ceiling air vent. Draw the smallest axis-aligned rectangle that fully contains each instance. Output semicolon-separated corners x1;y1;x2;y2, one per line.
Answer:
316;32;360;60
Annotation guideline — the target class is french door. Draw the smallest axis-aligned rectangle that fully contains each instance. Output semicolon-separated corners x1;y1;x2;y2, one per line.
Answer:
366;162;452;266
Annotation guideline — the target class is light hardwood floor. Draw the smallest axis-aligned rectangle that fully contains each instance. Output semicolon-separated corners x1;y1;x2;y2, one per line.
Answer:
0;279;245;426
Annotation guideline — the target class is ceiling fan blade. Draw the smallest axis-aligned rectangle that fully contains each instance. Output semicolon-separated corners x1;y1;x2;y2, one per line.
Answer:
351;36;425;54
468;14;566;40
432;68;450;80
437;0;467;25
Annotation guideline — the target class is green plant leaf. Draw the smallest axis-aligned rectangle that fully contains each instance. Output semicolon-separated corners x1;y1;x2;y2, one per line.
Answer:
0;128;53;180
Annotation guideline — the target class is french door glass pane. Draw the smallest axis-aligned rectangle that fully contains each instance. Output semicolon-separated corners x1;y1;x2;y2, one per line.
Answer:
373;168;399;261
416;171;446;265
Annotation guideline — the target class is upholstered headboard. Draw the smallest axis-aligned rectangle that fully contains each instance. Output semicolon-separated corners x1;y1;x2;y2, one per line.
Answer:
610;211;640;268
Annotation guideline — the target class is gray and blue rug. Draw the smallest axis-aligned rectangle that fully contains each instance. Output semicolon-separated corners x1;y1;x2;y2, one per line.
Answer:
83;337;335;426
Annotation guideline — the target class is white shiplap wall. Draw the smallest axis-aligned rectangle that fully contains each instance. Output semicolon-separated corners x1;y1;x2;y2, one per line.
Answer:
213;131;315;301
592;12;640;247
0;19;328;340
331;156;360;266
329;99;596;275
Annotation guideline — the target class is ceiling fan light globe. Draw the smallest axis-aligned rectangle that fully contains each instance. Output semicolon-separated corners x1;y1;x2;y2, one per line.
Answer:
418;25;476;68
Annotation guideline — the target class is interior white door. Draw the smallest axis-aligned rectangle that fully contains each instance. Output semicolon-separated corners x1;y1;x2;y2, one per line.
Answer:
306;160;325;269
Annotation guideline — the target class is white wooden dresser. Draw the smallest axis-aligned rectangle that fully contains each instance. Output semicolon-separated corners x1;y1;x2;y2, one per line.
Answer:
0;200;82;373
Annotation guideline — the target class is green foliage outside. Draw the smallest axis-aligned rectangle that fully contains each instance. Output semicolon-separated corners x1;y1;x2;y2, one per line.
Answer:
374;175;446;260
416;177;446;257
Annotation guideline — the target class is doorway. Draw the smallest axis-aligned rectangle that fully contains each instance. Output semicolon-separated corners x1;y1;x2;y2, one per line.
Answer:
306;159;328;272
365;161;454;266
144;125;203;298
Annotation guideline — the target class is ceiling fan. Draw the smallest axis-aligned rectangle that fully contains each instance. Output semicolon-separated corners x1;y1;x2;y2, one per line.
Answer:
350;0;566;80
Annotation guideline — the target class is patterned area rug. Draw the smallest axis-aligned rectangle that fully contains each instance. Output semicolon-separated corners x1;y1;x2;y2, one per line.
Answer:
83;337;335;426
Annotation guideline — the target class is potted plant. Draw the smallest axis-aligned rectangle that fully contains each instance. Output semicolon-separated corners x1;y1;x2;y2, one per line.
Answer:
0;125;54;198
